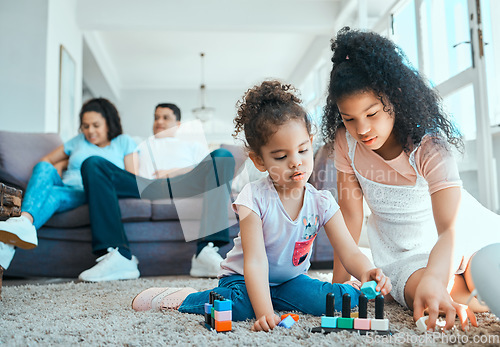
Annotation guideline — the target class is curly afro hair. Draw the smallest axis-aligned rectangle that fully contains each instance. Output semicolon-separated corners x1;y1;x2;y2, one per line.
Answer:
322;27;462;153
234;80;311;155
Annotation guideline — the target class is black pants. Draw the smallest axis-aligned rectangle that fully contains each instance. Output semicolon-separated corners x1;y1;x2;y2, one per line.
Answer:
80;149;235;254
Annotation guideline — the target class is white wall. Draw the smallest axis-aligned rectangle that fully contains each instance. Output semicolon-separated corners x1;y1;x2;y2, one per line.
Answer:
0;0;49;132
45;0;83;139
0;0;82;138
119;88;243;145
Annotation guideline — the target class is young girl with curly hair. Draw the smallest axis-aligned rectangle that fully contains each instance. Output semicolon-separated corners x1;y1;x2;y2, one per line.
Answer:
132;80;391;331
323;27;500;331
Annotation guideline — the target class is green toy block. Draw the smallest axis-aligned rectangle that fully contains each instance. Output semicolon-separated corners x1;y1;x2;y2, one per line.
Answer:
337;317;354;329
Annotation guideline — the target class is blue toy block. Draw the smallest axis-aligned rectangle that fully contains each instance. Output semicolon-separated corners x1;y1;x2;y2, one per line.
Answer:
214;299;232;311
360;281;380;300
204;303;212;315
278;315;296;329
321;316;338;328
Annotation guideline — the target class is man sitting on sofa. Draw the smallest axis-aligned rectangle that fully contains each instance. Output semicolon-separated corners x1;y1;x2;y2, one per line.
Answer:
78;103;235;281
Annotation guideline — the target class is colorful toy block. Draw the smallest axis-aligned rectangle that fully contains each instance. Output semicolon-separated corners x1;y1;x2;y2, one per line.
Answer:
321;316;337;328
354;318;371;330
353;294;370;330
201;291;233;332
215;320;232;332
416;316;446;332
337;317;354;329
372;294;389;331
278;315;296;329
360;281;380;300
281;313;299;322
214;299;232;311
312;291;395;336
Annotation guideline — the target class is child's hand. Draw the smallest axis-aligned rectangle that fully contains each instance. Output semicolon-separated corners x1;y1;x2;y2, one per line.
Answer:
252;313;281;332
361;268;392;296
413;274;478;331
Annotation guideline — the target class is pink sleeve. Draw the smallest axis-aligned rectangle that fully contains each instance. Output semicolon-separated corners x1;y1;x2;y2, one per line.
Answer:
414;137;462;195
333;128;355;174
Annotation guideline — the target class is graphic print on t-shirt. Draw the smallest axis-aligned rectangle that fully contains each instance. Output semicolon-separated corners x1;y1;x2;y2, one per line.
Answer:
292;214;319;266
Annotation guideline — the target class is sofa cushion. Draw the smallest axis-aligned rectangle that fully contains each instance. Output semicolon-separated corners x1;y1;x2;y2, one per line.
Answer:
0;131;63;187
44;198;152;228
151;199;179;220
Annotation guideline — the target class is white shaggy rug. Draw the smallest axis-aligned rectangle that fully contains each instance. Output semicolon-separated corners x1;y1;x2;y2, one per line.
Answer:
1;272;499;346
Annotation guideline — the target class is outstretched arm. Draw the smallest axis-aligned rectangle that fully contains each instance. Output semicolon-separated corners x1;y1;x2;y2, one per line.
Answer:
238;205;281;332
412;186;477;331
324;209;391;295
333;170;364;283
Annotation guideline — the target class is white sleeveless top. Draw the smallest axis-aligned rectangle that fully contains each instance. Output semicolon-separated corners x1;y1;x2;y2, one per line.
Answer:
346;131;500;306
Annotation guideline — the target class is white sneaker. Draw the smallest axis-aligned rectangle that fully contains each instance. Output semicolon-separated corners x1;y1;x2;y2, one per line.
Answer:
78;247;140;282
0;216;37;249
0;242;15;269
189;242;223;278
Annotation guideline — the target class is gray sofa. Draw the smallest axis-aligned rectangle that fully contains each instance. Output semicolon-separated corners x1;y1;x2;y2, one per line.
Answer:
0;130;335;278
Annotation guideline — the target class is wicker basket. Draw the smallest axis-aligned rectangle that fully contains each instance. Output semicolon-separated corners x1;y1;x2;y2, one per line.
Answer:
0;183;22;221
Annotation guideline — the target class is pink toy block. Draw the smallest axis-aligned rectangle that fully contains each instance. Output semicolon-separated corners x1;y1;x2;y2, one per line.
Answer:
214;310;232;321
353;318;371;330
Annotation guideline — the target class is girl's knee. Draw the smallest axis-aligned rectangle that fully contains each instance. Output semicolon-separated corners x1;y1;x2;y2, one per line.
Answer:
81;156;108;175
33;161;55;173
211;148;233;159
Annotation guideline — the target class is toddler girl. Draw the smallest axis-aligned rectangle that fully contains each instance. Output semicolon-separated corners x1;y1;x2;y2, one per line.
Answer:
132;80;391;332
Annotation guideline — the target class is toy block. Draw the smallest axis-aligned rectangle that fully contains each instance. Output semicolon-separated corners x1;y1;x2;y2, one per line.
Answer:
354;318;371;330
311;291;396;336
371;318;389;331
214;310;232;321
204;303;212;314
337;317;354;329
204;303;212;325
211;307;215;328
342;293;351;318
278;315;296;329
321;316;337;328
416;316;428;332
281;313;299;322
215;320;232;332
416;316;446;332
326;292;335;316
358;293;368;318
361;281;380;300
214;299;232;311
371;294;389;331
350;312;359;318
375;294;384;319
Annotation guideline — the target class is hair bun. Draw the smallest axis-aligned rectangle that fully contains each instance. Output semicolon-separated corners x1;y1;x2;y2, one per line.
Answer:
244;80;301;110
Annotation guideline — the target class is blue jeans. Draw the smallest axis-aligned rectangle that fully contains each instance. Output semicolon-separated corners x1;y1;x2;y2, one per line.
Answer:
21;162;86;229
178;274;361;321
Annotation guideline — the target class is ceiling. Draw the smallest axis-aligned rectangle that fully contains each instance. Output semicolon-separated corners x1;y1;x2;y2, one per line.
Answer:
77;0;397;95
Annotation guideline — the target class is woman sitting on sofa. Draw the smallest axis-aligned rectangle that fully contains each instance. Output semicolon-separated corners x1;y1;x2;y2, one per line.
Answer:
0;98;137;273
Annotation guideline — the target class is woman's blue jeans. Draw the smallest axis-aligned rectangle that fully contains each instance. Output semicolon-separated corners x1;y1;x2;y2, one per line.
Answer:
21;162;86;229
178;274;361;321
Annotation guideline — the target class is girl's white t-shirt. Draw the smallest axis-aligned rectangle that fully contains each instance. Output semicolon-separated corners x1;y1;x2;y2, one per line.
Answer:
219;175;338;285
